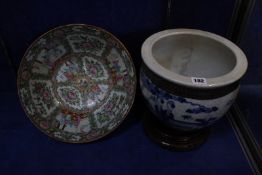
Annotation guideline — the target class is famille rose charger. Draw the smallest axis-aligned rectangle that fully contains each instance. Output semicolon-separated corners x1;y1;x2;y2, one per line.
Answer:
17;24;136;143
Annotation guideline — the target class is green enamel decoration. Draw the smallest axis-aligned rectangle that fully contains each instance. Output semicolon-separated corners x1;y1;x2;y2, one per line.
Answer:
17;24;136;143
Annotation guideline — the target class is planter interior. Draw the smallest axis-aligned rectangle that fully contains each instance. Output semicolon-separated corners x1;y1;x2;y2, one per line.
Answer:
152;34;236;78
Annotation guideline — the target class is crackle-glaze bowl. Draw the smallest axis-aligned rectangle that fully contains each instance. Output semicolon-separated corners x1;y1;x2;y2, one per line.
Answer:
140;29;247;131
17;24;136;143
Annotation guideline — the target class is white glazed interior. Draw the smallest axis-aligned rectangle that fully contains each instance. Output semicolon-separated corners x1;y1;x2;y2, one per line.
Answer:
152;34;236;78
142;29;248;88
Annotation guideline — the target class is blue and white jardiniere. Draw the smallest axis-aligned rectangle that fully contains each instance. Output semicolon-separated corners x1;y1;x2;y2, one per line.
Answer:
140;29;248;131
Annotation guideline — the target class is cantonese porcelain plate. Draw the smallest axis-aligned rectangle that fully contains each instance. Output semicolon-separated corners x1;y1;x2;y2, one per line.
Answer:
17;24;136;143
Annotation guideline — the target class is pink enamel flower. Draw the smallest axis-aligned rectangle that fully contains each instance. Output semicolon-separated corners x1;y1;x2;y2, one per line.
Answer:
40;121;49;129
68;91;76;100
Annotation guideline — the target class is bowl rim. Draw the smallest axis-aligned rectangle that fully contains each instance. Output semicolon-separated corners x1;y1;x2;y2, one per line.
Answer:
17;23;137;143
141;29;248;89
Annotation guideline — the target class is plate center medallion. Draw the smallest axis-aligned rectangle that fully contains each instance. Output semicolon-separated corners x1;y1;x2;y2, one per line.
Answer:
52;54;111;113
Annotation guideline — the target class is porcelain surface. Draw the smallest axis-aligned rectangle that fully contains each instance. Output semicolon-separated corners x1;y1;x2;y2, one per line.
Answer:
142;29;248;88
140;69;238;130
17;24;136;143
152;34;236;78
140;29;247;130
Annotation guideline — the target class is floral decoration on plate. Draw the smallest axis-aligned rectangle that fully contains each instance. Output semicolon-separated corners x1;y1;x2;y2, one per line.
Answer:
17;24;136;143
